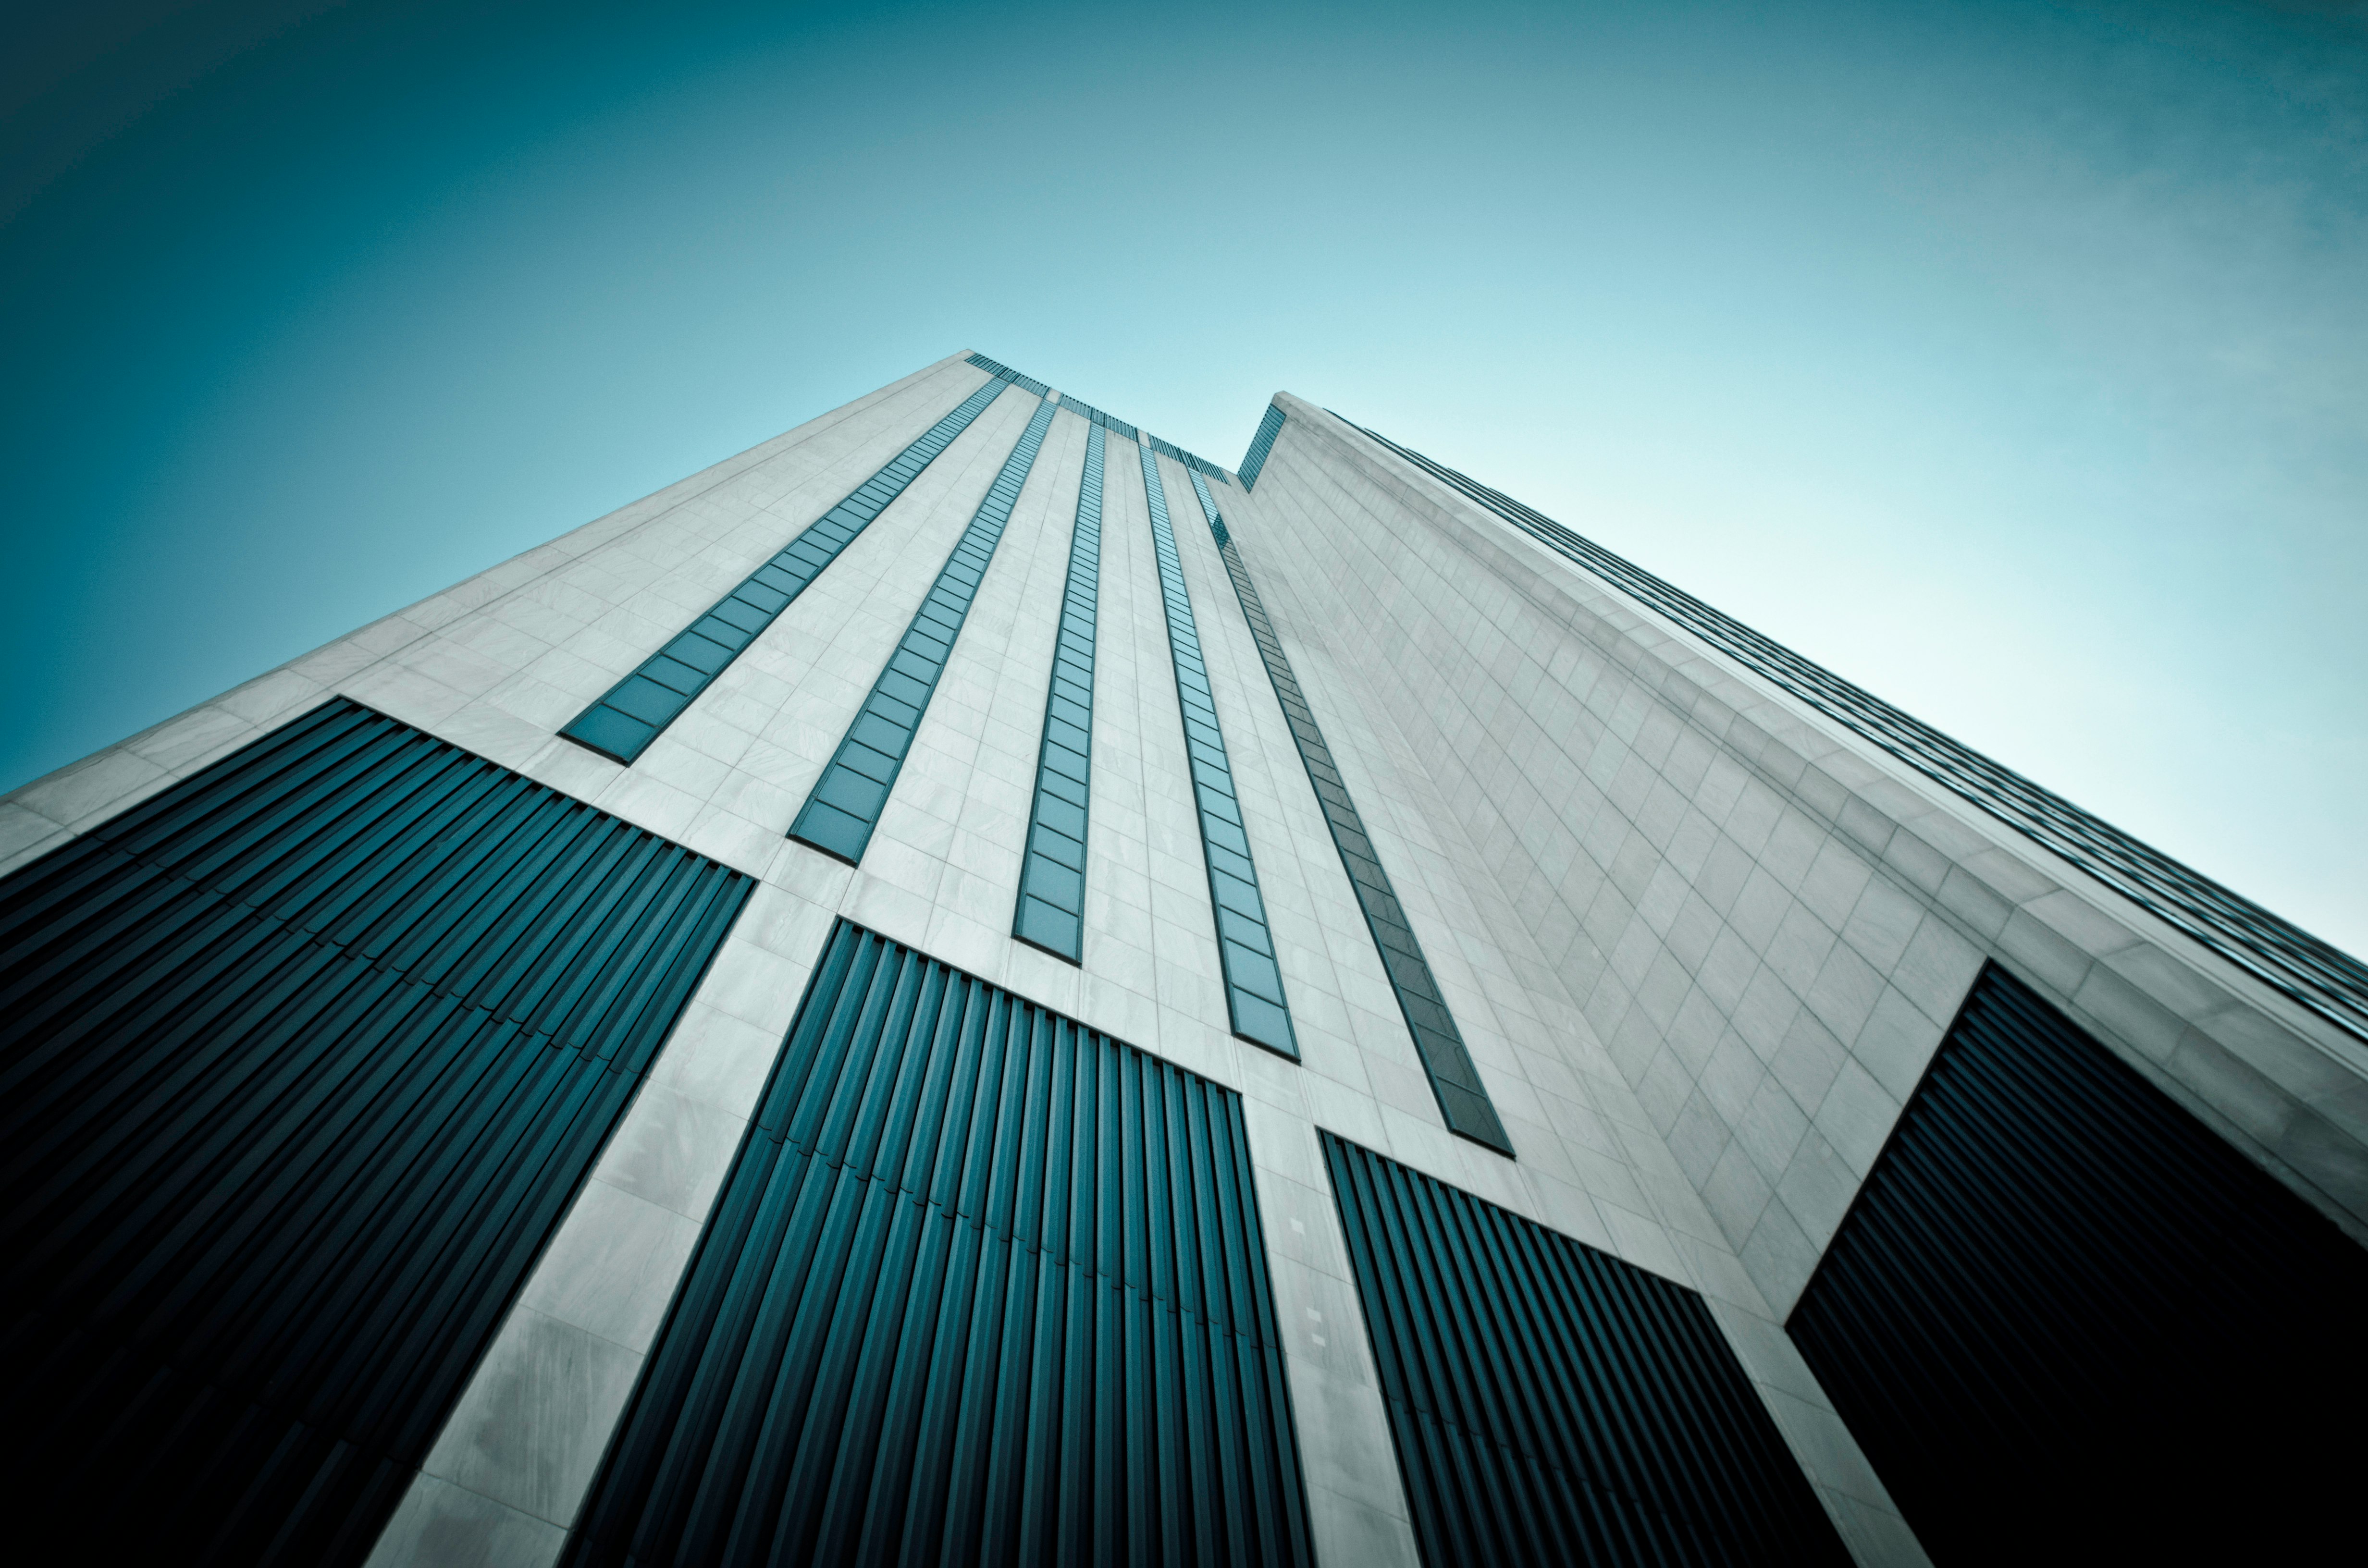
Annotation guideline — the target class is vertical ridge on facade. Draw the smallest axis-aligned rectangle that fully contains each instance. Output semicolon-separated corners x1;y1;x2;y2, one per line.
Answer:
1012;411;1105;961
1322;1132;1851;1567
1237;403;1286;490
562;374;1011;765
792;396;1057;863
0;697;752;1568
1136;442;1298;1059
562;920;1317;1568
1787;963;2368;1563
1186;468;1514;1154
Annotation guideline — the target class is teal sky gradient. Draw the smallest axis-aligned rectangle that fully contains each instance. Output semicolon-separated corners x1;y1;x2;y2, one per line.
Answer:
4;0;2362;950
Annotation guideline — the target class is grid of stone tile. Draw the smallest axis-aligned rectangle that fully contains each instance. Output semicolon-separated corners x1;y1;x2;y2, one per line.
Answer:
3;365;1477;1568
1232;428;1937;1561
405;366;1018;804
1239;420;1986;1309
356;384;1924;1568
1218;483;1751;1289
1185;448;1924;1556
368;379;1083;1566
543;384;1044;872
1255;397;2368;1313
13;370;1060;1560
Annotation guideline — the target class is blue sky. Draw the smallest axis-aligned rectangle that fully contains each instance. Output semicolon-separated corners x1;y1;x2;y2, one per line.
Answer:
4;0;2362;951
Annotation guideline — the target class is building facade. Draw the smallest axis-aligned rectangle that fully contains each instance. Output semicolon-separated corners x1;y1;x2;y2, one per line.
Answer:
3;351;2362;1567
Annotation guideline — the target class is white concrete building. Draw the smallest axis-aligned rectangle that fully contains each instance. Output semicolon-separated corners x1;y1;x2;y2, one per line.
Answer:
3;351;2360;1568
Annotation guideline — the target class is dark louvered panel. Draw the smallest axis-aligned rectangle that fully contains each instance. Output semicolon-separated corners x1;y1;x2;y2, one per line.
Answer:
1323;1133;1848;1568
1787;963;2368;1564
566;921;1317;1568
0;698;752;1568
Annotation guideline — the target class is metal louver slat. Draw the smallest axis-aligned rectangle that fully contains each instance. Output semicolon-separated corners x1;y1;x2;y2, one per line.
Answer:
1787;963;2368;1563
563;920;1317;1568
1322;1131;1850;1567
0;698;752;1568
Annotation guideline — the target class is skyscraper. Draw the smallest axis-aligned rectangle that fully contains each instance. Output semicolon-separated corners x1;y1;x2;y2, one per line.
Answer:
4;350;2361;1567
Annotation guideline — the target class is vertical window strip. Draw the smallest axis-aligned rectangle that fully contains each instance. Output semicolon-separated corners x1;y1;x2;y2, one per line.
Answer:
1184;474;1512;1153
1012;419;1105;962
790;396;1058;863
562;376;1011;765
1137;444;1297;1059
1237;403;1286;490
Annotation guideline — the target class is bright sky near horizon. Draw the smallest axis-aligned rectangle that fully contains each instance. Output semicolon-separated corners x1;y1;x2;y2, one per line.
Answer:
3;0;2362;953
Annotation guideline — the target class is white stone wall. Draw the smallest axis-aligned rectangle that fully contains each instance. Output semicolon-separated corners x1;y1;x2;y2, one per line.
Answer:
1223;393;2368;1560
1236;394;2367;1268
37;356;2360;1568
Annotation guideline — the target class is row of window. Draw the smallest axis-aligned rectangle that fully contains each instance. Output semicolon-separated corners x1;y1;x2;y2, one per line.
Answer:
961;350;1050;398
561;377;1010;763
1147;429;1234;486
791;396;1059;864
1011;419;1107;963
978;347;1222;483
1055;390;1139;441
550;359;1428;1078
1184;467;1514;1155
1237;402;1286;490
1136;446;1298;1060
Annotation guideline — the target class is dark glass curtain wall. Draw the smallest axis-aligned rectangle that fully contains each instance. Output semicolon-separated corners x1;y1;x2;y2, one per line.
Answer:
1789;963;2368;1563
0;698;750;1567
1324;1132;1848;1567
565;920;1317;1568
